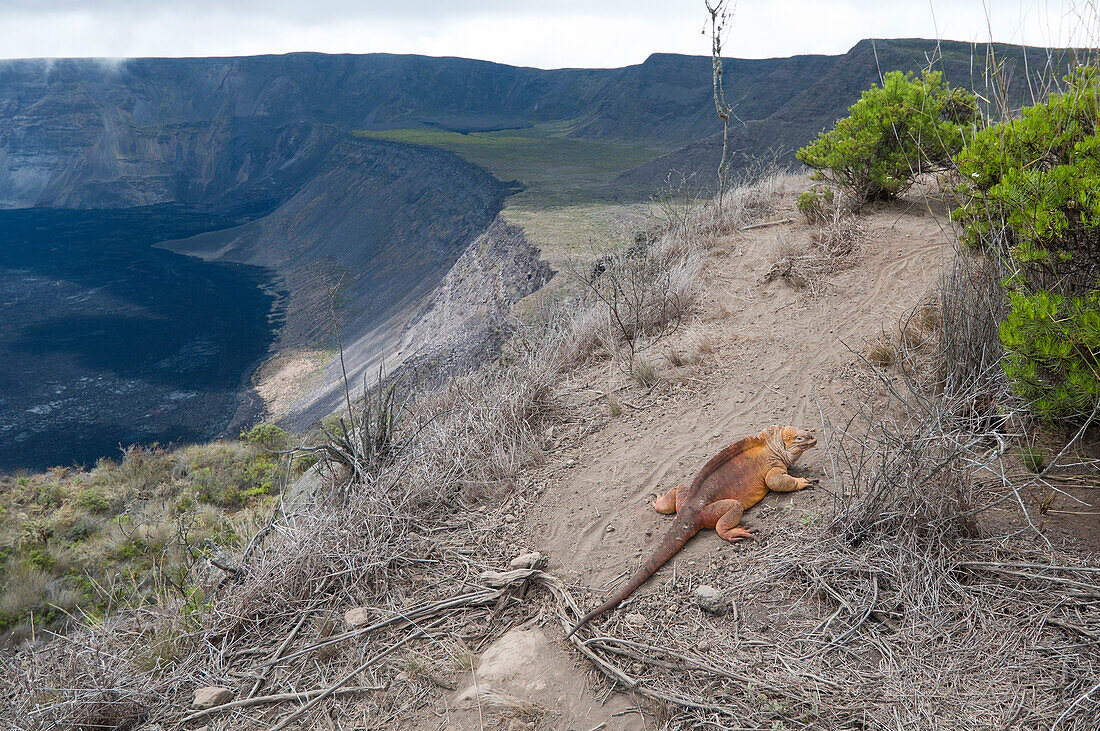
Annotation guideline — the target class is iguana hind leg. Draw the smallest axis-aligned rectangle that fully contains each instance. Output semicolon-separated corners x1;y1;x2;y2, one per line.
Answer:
698;499;754;542
652;484;687;514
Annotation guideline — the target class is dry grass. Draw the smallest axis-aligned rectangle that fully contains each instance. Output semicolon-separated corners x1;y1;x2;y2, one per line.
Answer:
765;190;865;296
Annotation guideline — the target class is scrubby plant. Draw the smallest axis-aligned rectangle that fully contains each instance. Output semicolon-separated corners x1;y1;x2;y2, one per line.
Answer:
1020;445;1047;473
999;289;1100;417
797;70;977;202
240;423;290;451
954;66;1100;419
74;486;112;513
796;186;835;223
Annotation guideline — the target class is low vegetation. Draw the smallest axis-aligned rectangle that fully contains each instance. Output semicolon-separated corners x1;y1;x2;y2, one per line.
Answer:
954;65;1100;419
0;425;300;642
768;186;865;294
797;69;977;202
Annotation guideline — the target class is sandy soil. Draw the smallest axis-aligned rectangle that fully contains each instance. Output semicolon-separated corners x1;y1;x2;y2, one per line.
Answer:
407;193;961;729
398;190;1099;729
253;348;330;421
530;197;953;597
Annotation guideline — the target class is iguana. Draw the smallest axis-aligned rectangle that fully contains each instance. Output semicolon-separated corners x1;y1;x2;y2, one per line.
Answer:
566;425;818;638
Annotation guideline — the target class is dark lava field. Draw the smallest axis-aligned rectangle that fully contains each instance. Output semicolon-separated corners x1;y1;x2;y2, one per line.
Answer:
0;203;280;471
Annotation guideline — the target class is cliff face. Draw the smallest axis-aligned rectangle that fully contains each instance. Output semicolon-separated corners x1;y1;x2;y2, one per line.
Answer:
162;136;520;423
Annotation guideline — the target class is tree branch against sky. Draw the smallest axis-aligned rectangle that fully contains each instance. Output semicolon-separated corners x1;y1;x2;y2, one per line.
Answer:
0;0;1080;65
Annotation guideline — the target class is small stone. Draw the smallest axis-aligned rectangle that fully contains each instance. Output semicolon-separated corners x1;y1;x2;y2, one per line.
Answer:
623;612;647;625
192;686;233;710
696;639;712;652
565;458;577;467
605;524;615;532
344;607;372;629
503;513;516;523
693;585;728;616
508;551;543;570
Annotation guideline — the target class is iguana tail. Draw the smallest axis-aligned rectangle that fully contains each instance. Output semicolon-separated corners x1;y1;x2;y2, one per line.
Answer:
564;436;757;639
565;513;700;639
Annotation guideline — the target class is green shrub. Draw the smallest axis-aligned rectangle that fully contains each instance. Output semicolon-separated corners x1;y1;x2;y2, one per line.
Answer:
796;187;835;223
240;423;290;451
26;548;55;571
191;452;281;507
954;66;1100;279
74;486;112;513
1020;446;1047;473
955;66;1100;418
1000;290;1100;417
797;70;977;202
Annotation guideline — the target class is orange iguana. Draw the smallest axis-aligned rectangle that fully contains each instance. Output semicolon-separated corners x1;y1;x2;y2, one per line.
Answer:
566;425;818;638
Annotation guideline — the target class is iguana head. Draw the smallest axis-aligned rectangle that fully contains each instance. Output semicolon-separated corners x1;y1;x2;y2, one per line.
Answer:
760;425;817;466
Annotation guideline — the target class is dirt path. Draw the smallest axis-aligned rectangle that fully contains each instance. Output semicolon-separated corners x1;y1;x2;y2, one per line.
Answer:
532;199;952;594
427;195;955;729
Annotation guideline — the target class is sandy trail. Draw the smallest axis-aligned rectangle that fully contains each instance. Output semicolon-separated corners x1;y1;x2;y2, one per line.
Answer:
531;199;953;594
430;195;956;729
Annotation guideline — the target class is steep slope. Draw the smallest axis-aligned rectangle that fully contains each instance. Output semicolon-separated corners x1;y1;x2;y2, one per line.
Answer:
163;137;520;424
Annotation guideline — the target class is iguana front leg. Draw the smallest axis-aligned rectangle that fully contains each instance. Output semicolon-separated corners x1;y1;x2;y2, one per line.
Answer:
765;466;815;492
652;484;687;514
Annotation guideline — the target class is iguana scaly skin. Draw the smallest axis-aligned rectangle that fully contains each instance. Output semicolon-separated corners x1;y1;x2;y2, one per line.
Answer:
566;425;817;638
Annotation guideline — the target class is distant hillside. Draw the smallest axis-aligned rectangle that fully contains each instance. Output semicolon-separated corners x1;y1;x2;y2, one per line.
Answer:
0;51;806;208
1;40;1075;209
619;39;1081;189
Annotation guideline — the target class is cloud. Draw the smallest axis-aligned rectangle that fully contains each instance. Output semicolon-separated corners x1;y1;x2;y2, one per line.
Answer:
0;1;1087;67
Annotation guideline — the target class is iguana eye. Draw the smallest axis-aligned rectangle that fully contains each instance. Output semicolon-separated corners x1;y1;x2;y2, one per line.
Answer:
795;436;804;442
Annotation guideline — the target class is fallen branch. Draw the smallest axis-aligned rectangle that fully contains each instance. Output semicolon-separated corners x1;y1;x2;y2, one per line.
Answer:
178;684;383;725
741;217;792;230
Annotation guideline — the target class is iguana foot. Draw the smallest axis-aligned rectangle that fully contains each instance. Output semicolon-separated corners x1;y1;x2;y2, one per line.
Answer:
717;525;755;542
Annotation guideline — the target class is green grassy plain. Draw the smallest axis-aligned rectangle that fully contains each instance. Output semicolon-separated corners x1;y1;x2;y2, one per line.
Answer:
354;124;671;264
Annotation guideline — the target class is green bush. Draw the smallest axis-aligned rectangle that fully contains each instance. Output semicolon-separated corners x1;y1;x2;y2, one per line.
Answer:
240;423;290;451
797;70;977;202
954;66;1100;280
796;186;835;223
1000;290;1100;418
74;486;112;513
191;452;281;507
954;66;1100;418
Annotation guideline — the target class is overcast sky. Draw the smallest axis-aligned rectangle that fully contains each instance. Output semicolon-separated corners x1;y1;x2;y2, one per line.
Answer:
0;1;1093;67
